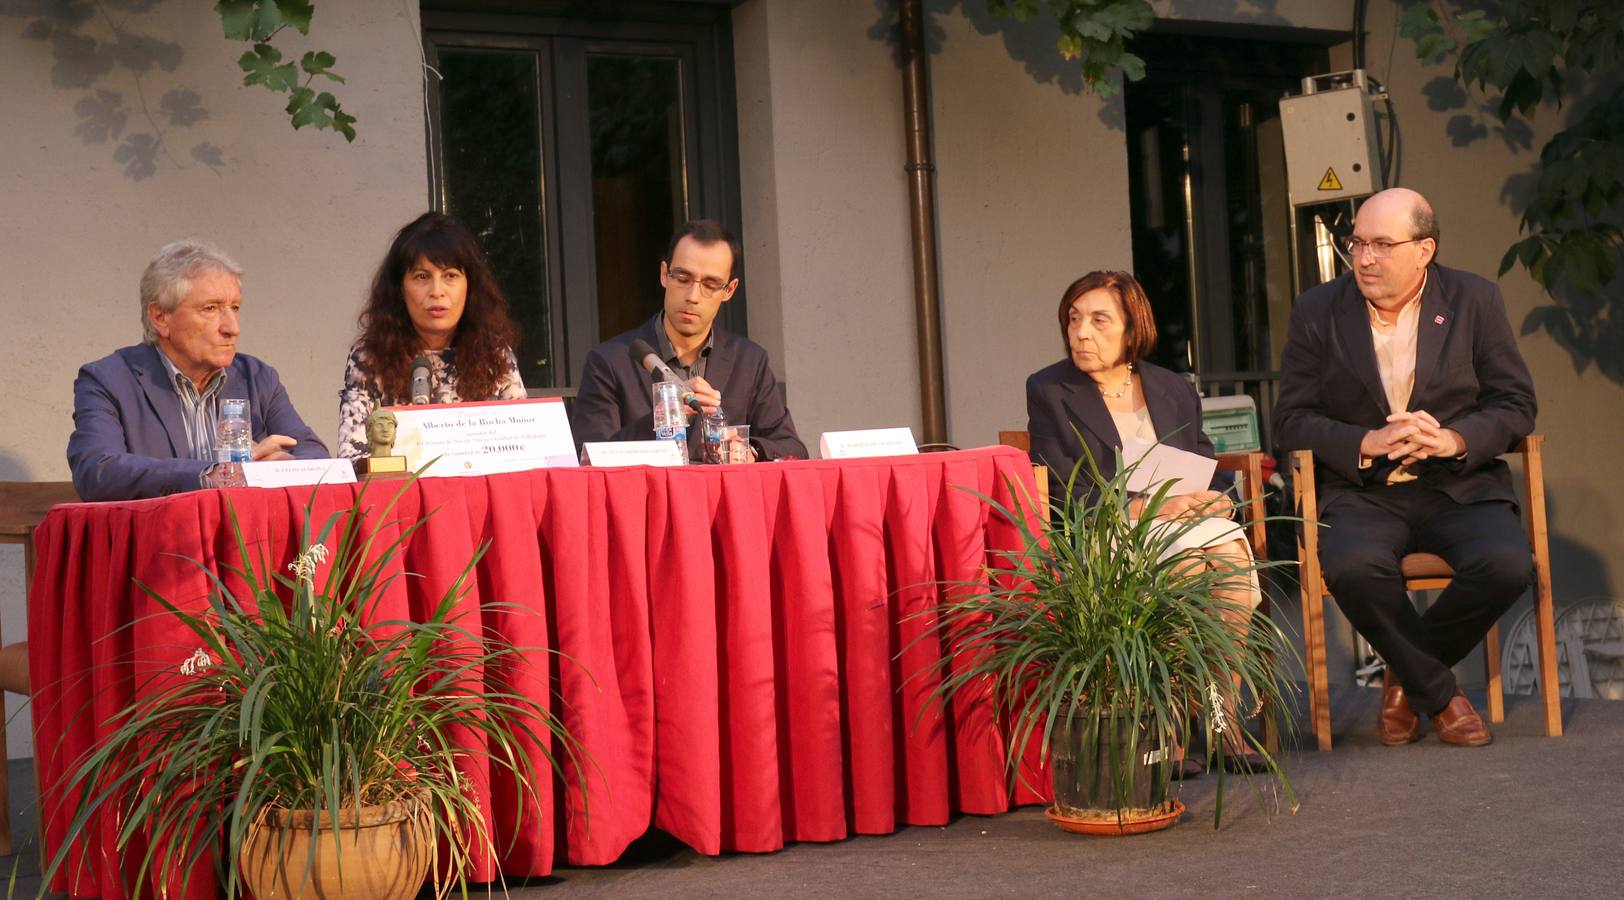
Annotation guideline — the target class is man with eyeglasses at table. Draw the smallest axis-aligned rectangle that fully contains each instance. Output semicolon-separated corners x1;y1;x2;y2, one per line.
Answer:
571;218;806;462
1275;187;1537;748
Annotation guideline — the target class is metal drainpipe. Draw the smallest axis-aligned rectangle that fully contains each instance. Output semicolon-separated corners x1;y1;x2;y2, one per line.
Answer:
899;0;948;445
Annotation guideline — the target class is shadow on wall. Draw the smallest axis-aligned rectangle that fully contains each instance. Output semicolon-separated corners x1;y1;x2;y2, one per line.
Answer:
1543;485;1617;608
1421;75;1536;153
3;0;223;181
0;451;36;482
865;0;1299;132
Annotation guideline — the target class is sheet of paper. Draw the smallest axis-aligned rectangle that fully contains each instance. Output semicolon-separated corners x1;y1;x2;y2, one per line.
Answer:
1119;439;1217;496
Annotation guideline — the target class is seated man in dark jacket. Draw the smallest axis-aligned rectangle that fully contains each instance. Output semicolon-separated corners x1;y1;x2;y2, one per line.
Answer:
68;238;329;501
1274;188;1536;747
571;219;805;462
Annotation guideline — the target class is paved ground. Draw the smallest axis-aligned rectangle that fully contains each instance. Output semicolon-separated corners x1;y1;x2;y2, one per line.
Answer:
11;683;1619;899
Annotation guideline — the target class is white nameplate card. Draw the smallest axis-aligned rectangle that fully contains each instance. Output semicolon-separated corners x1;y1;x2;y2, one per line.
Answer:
387;398;579;477
819;427;919;460
581;441;686;467
1120;440;1216;497
241;458;358;488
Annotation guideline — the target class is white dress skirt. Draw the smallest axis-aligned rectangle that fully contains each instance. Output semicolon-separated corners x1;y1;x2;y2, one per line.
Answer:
1111;405;1261;609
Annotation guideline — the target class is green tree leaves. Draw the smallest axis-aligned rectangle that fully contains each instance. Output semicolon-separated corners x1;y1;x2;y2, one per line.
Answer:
238;44;296;92
987;0;1153;98
216;1;355;141
1403;1;1622;380
216;0;312;42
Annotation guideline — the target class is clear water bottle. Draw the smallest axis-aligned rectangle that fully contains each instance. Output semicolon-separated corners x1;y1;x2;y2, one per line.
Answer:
702;404;727;465
651;380;688;462
213;397;251;487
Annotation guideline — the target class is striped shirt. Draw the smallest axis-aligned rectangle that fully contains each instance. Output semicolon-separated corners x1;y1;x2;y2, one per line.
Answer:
155;348;229;462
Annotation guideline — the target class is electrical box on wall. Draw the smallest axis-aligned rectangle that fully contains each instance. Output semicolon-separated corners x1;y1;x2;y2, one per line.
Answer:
1279;70;1383;206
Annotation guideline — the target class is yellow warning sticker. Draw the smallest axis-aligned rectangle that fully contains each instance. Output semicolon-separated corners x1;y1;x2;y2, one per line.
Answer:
1317;168;1344;191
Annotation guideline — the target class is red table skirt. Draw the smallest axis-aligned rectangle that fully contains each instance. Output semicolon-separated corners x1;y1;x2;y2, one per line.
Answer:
30;447;1048;897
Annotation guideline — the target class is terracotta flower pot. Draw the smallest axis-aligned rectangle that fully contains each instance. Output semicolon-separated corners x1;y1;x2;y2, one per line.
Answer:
239;796;432;900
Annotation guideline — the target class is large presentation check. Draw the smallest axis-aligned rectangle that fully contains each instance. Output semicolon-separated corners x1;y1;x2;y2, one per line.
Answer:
387;397;578;474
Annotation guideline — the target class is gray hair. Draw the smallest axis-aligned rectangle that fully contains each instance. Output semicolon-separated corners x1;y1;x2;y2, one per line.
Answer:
140;238;244;343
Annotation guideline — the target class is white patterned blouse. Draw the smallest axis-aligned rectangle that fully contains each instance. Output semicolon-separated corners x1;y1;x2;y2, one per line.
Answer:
336;341;526;458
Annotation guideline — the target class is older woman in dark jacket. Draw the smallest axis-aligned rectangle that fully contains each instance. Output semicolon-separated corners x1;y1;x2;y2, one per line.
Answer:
1025;270;1262;769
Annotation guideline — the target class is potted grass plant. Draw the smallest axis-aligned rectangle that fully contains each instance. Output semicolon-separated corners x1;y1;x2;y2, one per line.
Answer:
924;446;1298;834
39;477;584;899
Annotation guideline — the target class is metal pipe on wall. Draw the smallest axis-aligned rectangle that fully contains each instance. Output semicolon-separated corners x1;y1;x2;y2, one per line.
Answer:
899;0;948;445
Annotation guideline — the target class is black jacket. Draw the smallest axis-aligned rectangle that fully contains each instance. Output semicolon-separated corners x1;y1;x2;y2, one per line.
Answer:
1273;263;1537;513
1026;358;1222;502
571;317;806;461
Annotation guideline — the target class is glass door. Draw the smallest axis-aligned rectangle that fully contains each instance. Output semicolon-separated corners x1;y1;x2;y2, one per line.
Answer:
424;6;742;389
431;45;554;383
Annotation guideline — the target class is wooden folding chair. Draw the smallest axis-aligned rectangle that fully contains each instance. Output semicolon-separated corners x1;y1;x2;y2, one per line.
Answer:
1291;436;1561;751
0;481;80;856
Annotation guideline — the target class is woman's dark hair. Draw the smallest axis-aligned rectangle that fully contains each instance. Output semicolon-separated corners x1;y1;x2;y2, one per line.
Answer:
357;212;518;403
1056;270;1158;366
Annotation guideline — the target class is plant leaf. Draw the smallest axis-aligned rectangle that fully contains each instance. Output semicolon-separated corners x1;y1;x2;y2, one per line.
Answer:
215;0;257;40
275;0;315;33
239;44;297;92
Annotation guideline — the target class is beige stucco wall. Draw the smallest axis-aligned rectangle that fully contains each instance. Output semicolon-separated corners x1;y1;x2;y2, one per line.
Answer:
731;0;921;446
0;2;428;756
929;3;1133;447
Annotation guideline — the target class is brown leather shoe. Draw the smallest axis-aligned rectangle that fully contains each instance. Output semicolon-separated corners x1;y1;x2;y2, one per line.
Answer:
1433;691;1492;746
1378;671;1422;745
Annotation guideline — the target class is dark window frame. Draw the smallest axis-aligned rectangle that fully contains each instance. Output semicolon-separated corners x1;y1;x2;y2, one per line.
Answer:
422;1;746;387
1126;29;1332;375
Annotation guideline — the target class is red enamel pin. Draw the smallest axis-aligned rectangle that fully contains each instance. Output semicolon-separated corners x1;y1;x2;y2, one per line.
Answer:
1434;315;1446;325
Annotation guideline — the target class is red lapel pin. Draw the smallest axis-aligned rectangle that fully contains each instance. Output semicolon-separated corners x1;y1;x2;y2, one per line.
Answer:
1434;315;1446;325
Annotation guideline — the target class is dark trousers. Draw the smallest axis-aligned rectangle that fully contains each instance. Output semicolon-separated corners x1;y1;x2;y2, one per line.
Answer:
1318;481;1533;715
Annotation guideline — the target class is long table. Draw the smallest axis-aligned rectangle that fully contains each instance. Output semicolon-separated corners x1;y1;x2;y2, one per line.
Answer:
29;447;1047;898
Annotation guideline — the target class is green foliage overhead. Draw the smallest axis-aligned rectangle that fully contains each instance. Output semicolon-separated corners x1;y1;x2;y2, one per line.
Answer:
215;0;356;142
986;0;1154;97
1401;1;1624;381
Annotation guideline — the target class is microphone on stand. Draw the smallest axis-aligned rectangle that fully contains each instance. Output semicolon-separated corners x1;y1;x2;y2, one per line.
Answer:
410;355;432;405
628;339;703;412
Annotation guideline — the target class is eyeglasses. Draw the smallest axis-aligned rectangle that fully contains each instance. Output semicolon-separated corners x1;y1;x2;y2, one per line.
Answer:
666;267;733;298
1344;237;1425;260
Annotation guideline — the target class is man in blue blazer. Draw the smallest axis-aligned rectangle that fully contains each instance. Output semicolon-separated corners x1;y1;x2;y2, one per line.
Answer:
67;239;328;501
1275;188;1537;747
571;219;805;462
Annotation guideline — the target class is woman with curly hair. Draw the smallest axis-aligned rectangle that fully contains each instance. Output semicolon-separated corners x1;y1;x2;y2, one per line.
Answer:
337;212;526;458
